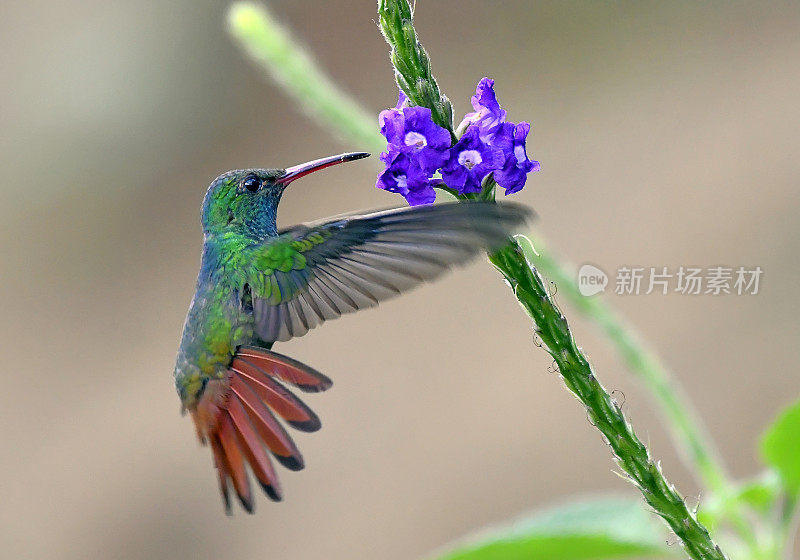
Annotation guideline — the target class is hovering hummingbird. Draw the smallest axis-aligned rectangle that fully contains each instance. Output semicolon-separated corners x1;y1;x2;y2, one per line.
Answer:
175;152;531;513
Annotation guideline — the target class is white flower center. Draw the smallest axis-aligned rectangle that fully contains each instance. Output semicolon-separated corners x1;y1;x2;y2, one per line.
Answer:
404;131;428;149
468;110;485;123
514;145;527;164
458;150;482;170
396;175;408;190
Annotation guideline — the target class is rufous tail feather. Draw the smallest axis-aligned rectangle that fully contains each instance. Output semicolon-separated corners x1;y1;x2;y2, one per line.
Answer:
191;346;332;513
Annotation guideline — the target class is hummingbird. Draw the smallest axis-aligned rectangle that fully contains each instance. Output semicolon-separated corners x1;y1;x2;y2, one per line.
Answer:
174;151;531;513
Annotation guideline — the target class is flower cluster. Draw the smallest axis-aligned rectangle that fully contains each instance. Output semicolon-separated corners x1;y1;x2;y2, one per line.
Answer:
376;92;450;205
376;78;539;205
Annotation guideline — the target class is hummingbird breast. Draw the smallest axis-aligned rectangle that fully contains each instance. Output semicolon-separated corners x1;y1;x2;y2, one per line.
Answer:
173;261;257;409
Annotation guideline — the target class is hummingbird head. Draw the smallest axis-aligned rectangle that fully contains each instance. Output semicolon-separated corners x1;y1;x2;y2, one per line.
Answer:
201;152;369;238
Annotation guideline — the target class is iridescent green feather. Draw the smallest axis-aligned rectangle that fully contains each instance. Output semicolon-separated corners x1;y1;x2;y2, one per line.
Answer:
246;230;333;304
245;202;532;343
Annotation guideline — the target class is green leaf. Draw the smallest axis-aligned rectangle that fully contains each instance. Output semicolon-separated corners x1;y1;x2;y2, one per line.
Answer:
696;471;781;528
734;471;781;513
761;399;800;495
431;497;674;560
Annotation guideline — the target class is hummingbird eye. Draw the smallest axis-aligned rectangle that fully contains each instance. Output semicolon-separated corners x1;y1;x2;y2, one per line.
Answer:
241;174;261;193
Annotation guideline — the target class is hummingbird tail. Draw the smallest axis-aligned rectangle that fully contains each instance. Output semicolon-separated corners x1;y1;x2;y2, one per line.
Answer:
191;347;332;514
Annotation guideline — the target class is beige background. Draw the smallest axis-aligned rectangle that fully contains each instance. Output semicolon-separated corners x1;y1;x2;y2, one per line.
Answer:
1;1;798;559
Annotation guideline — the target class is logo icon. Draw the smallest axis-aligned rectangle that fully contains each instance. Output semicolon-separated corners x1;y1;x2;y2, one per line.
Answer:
578;264;608;296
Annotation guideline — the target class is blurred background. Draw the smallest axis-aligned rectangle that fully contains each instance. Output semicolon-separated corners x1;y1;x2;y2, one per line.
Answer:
1;1;798;559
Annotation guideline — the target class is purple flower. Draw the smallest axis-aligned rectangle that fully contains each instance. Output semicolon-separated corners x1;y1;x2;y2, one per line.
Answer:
394;90;409;109
457;77;507;141
377;93;408;145
451;78;540;195
376;150;436;206
376;79;539;203
376;90;451;204
492;122;541;194
441;126;504;194
378;100;451;174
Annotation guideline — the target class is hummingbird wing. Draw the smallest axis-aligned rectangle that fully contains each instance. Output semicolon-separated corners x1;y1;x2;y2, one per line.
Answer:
247;201;531;343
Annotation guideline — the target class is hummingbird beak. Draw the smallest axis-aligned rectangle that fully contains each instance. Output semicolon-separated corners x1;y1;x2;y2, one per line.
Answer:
276;152;370;187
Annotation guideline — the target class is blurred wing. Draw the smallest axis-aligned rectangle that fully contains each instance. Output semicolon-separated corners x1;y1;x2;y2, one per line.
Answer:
246;201;532;343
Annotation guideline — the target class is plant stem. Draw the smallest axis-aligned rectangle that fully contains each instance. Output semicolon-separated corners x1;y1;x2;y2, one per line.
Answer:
228;2;378;148
517;235;730;495
516;236;760;552
488;240;727;560
378;1;727;558
778;496;798;560
375;1;735;523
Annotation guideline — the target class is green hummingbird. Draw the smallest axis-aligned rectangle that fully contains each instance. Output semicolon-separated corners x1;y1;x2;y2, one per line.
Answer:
175;152;531;513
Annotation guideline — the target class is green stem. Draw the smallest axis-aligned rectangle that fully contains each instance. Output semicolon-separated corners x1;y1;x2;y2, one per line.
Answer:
228;2;378;148
778;496;798;560
519;235;730;495
517;237;760;552
375;0;458;143
520;235;761;550
488;239;727;560
374;4;739;534
380;1;726;557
